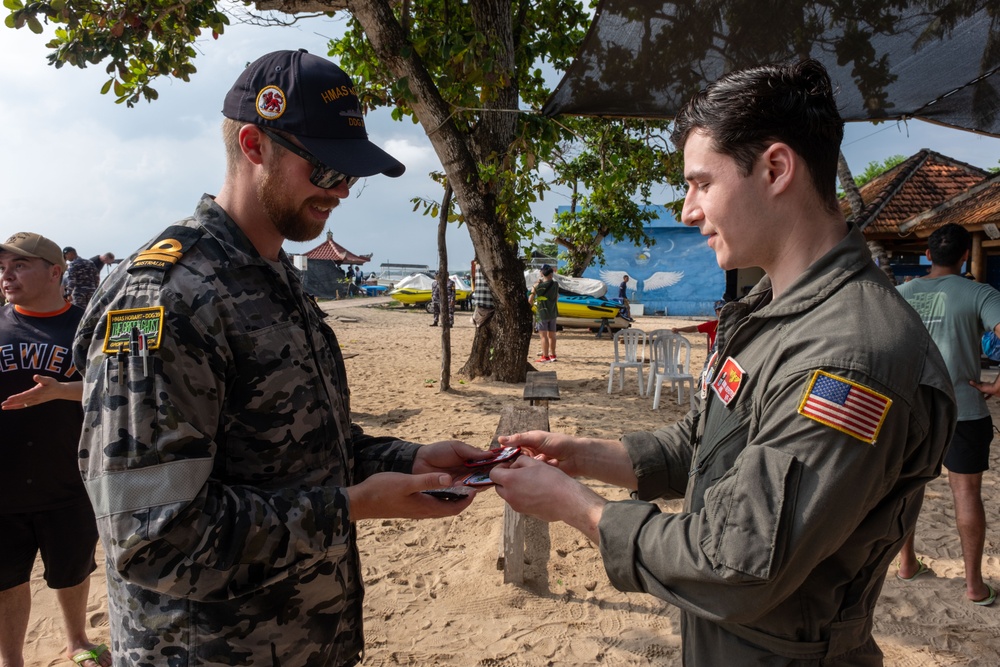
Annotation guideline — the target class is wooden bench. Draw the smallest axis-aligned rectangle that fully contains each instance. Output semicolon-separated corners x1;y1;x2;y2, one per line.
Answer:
522;370;560;406
492;404;551;584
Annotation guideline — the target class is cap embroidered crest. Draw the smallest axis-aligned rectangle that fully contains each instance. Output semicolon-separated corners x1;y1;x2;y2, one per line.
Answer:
255;85;286;120
222;49;405;179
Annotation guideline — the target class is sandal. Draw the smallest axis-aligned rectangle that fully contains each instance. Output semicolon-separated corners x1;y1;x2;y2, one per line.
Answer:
895;558;930;581
972;583;997;607
71;643;110;666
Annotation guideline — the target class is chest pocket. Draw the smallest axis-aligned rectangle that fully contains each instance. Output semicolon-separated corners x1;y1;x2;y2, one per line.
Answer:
224;321;335;485
692;397;753;485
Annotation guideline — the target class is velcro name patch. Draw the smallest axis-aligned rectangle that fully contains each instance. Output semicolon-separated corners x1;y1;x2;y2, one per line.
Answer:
103;307;165;353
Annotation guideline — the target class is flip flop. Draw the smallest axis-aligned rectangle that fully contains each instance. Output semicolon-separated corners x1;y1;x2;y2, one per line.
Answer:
895;558;930;581
71;643;109;666
972;583;996;607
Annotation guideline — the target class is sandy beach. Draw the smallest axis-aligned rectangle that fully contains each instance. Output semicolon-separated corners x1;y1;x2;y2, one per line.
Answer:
24;300;1000;666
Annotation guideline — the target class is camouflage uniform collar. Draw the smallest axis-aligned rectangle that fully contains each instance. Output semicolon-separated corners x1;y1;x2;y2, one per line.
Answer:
195;194;292;270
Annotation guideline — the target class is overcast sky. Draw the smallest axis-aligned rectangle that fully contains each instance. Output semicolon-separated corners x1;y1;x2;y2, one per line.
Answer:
2;11;998;274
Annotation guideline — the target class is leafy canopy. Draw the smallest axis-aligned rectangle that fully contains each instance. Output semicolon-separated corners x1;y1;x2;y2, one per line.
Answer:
5;0;230;105
330;0;590;250
548;117;683;275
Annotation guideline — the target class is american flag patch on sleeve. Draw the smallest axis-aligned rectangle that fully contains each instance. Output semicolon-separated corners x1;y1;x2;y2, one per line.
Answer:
797;371;892;445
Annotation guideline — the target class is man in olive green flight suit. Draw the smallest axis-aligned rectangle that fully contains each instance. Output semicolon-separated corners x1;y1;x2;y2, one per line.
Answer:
492;59;955;666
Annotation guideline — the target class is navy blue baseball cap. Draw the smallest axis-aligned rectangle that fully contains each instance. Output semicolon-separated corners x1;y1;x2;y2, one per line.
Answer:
223;49;405;179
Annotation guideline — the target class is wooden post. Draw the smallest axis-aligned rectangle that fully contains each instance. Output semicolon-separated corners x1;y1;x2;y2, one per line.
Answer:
972;231;986;282
491;404;551;584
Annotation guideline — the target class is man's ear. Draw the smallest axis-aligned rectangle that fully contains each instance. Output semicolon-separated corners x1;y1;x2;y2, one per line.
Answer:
240;125;265;166
760;142;795;195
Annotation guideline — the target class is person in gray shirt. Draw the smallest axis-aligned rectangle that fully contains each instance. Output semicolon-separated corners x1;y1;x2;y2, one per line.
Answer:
895;223;1000;606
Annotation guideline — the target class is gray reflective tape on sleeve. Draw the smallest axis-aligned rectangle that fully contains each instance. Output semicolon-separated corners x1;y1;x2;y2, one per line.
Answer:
85;458;214;519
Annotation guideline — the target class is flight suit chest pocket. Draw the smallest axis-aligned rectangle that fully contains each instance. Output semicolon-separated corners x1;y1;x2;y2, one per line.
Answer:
691;399;753;484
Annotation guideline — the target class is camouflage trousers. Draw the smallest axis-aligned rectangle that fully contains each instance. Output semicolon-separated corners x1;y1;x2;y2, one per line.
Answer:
431;296;455;325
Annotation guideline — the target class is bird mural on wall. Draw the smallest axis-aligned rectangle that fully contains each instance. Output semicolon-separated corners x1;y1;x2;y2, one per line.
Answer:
599;268;684;303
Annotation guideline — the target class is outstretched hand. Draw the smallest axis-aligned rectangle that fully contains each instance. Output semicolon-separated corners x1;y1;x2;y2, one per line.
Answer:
2;375;82;410
497;430;585;477
412;439;495;476
347;471;476;520
490;456;605;542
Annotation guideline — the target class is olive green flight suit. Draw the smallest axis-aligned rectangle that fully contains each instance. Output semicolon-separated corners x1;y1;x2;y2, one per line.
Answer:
599;226;955;665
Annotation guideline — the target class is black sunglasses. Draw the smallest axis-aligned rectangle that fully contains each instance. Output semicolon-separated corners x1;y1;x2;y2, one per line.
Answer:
259;127;360;190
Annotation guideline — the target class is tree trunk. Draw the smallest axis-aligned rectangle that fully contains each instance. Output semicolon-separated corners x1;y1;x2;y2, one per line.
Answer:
437;184;452;391
866;240;897;286
839;151;897;283
838;150;865;221
348;0;532;383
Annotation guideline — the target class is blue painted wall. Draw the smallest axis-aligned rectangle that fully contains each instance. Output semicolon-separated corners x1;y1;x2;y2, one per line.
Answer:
562;205;725;316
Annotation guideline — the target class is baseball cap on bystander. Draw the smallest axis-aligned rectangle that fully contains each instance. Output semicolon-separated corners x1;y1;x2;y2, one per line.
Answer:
1;232;67;271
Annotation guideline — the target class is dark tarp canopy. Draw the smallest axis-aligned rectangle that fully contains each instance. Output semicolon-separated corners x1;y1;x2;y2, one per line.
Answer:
542;0;1000;137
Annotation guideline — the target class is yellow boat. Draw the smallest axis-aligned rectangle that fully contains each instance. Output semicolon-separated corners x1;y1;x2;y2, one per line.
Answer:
389;273;471;306
532;294;623;319
389;287;472;305
388;288;432;305
556;295;622;319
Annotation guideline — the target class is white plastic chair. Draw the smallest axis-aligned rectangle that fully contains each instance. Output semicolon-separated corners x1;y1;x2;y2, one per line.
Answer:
649;333;696;410
608;329;647;395
646;329;677;396
645;330;673;395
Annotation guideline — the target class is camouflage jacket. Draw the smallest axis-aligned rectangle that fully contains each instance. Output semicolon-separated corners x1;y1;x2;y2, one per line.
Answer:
65;255;100;308
74;195;420;667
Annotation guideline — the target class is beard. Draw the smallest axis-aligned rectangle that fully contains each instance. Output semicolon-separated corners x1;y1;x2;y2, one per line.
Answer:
259;164;340;243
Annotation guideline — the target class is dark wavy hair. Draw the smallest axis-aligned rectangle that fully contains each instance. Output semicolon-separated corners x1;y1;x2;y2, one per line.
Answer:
927;223;971;267
671;59;845;214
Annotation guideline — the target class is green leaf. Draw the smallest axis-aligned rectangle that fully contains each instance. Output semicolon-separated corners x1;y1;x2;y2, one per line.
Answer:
100;78;113;95
26;15;42;34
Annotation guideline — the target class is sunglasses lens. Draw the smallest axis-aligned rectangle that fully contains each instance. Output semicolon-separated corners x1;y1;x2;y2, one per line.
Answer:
311;167;359;190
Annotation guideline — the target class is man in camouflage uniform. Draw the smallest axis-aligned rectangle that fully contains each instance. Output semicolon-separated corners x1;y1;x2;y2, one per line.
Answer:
74;50;481;667
493;60;954;665
63;246;100;308
429;272;455;326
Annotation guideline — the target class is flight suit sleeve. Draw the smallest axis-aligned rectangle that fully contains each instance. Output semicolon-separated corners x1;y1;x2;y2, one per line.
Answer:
598;359;954;625
619;407;699;500
75;278;361;603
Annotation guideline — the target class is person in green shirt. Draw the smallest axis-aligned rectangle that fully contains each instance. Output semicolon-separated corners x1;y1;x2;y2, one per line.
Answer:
895;223;1000;606
529;264;559;363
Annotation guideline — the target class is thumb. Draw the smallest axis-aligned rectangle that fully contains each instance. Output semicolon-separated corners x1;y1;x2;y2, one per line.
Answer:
414;472;453;491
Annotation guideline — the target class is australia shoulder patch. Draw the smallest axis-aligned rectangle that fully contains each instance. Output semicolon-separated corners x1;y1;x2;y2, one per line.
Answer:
797;370;891;445
127;224;204;279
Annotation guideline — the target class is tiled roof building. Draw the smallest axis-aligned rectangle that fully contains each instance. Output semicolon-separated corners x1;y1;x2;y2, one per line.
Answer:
849;150;998;284
301;231;371;265
848;150;989;237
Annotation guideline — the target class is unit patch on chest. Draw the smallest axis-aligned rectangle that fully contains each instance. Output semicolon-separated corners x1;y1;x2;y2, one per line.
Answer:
710;356;746;406
797;370;891;445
